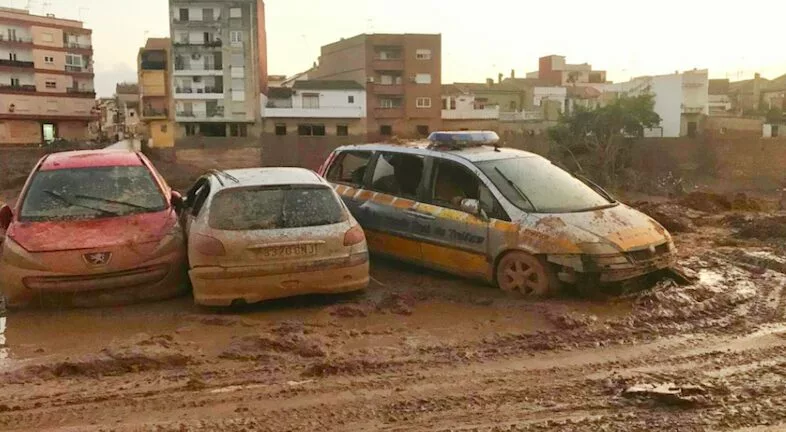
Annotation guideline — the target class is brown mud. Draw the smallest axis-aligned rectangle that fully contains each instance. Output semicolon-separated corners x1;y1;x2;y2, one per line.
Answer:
3;198;786;430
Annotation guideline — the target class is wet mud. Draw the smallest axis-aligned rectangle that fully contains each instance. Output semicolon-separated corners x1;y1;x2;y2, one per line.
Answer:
3;199;786;431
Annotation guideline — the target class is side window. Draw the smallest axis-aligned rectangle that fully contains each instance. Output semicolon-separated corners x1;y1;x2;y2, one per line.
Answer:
431;160;509;220
370;152;424;198
326;151;372;187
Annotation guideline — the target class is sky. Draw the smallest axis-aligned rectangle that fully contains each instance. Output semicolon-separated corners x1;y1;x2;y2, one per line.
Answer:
2;0;785;97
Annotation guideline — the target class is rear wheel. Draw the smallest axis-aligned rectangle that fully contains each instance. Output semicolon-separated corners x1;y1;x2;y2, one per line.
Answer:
496;252;559;297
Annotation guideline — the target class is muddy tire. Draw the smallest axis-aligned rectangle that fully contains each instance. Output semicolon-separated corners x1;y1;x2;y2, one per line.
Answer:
496;252;560;297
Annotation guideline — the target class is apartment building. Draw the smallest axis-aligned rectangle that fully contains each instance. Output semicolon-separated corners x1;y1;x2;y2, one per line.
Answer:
310;33;442;139
138;37;175;147
262;80;366;137
168;0;267;140
0;7;95;145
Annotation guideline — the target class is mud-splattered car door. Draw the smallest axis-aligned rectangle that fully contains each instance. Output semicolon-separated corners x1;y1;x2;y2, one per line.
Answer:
323;150;374;224
413;158;502;279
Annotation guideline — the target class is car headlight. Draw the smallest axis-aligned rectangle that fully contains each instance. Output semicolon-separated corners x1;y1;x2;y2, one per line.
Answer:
1;237;50;271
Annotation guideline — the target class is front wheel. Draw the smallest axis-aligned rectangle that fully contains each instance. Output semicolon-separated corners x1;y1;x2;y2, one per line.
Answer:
496;252;560;297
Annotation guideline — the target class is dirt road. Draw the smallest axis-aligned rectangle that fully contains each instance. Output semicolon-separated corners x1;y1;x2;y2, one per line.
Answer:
3;199;786;431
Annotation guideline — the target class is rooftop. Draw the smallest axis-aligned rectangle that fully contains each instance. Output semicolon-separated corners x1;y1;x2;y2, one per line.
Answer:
215;168;324;187
292;80;365;91
40;151;144;171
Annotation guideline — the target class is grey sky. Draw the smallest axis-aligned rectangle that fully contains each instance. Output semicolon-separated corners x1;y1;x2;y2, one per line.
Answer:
3;0;785;97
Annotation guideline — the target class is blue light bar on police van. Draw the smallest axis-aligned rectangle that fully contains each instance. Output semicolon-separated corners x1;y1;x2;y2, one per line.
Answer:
427;131;500;149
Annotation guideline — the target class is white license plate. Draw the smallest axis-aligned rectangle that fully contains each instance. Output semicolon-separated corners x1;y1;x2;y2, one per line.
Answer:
257;244;318;258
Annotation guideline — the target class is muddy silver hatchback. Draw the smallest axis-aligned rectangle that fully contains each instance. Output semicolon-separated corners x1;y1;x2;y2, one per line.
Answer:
320;131;676;296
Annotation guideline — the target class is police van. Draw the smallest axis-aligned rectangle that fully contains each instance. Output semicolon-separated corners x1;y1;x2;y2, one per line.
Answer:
318;131;676;295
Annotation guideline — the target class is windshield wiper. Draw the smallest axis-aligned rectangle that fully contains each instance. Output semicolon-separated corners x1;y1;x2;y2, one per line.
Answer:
73;194;158;211
43;190;119;216
494;167;538;212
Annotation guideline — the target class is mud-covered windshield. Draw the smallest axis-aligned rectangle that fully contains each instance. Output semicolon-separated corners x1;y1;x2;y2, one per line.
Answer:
209;186;346;231
20;167;167;222
477;157;615;213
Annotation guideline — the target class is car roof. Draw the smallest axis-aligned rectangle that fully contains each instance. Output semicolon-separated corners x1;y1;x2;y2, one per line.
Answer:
213;167;325;188
39;150;145;171
331;140;543;164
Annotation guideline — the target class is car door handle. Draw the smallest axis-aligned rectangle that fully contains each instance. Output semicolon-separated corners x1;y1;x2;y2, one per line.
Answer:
405;210;435;220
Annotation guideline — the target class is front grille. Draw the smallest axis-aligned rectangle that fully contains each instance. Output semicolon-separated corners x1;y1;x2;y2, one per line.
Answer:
627;243;670;263
23;264;169;292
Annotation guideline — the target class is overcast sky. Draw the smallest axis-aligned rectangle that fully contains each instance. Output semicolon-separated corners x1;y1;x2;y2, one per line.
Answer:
3;0;785;97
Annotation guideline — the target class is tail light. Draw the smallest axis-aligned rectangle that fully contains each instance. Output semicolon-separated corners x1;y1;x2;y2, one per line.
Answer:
343;225;365;246
194;234;226;256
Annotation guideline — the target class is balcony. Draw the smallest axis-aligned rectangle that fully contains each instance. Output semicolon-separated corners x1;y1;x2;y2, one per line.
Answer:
500;110;544;122
0;84;36;93
263;106;365;119
64;42;93;52
442;107;500;120
142;107;169;119
174;64;223;76
66;87;96;97
64;65;94;75
141;61;167;70
173;40;223;48
174;87;225;99
682;105;705;114
372;58;404;71
176;107;225;121
374;107;405;119
0;35;33;46
0;59;34;69
172;17;223;27
372;83;404;95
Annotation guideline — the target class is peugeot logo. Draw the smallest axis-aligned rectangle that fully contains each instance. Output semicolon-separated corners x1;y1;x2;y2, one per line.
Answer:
83;252;112;266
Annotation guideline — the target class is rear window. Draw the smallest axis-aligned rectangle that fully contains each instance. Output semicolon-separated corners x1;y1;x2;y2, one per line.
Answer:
209;186;346;231
20;166;167;222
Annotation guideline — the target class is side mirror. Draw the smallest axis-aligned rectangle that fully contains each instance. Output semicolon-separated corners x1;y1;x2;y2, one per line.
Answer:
0;205;13;230
170;191;184;213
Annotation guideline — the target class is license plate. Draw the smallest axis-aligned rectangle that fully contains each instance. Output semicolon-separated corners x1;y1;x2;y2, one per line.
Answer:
257;244;318;258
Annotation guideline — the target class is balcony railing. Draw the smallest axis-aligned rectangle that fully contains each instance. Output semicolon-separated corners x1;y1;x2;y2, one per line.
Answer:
65;65;93;73
175;87;224;94
0;35;33;44
141;61;167;70
65;42;92;50
0;84;36;92
0;59;34;69
143;107;169;117
263;106;365;119
499;110;544;122
67;87;96;95
173;40;223;48
683;106;704;114
174;64;223;71
176;108;225;119
172;16;222;25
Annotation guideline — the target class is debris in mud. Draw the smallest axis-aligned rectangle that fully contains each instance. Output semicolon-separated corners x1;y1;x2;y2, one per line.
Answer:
730;193;765;212
636;202;696;233
546;311;598;330
623;383;710;407
734;216;786;240
4;334;194;382
679;192;732;213
376;292;416;316
302;358;409;378
220;332;327;361
327;303;371;318
188;315;256;327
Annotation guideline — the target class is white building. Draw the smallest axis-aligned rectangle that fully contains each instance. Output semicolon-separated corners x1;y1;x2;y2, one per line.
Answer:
533;86;567;112
441;93;500;120
261;80;366;137
609;69;709;138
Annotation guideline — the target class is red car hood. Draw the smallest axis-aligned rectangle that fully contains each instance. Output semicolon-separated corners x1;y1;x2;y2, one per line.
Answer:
9;210;176;253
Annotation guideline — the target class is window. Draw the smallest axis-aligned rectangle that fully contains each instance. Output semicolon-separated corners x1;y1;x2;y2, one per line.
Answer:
275;123;287;136
326;151;372;186
450;99;456;110
416;49;432;60
45;80;56;89
8;52;16;61
202;8;214;21
431;160;506;219
41;32;53;43
185;124;197;136
348;95;355;104
336;125;349;136
10;77;19;87
298;124;325;136
302;93;320;109
442;98;447;110
230;7;242;18
7;29;16;41
415;73;432;84
416;125;429;136
179;8;189;21
160;124;168;133
65;54;82;67
509;101;517;110
230;31;242;44
232;91;245;101
44;56;54;64
416;97;432;108
380;98;402;109
209;186;345;231
371;153;424;198
380;125;393;136
177;32;189;44
230;123;247;137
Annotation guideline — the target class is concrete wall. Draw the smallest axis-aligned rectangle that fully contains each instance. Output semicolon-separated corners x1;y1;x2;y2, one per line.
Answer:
0;94;94;117
0;146;44;188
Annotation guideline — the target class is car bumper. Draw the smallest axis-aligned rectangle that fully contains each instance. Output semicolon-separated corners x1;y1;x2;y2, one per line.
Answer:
0;251;188;308
550;252;677;284
189;260;370;307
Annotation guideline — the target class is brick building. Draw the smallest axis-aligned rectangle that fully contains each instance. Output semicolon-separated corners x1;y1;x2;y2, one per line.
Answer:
310;33;442;140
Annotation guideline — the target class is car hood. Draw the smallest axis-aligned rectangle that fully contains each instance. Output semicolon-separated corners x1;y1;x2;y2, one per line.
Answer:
527;204;669;252
9;210;176;253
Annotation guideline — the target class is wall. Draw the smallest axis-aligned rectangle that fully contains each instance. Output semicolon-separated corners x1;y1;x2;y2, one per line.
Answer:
262;117;366;136
703;116;763;138
141;71;167;96
149;119;175;148
0;146;44;188
57;120;88;139
30;26;64;48
0;119;40;144
0;71;34;86
0;94;94;117
34;72;70;92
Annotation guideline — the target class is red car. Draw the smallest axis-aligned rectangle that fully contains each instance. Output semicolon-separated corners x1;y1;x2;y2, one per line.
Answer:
0;150;188;308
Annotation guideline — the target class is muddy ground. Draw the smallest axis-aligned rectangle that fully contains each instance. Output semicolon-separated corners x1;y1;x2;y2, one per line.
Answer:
4;193;786;431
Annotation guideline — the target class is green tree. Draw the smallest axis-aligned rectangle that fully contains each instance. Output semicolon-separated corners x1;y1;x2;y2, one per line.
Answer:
548;93;661;185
